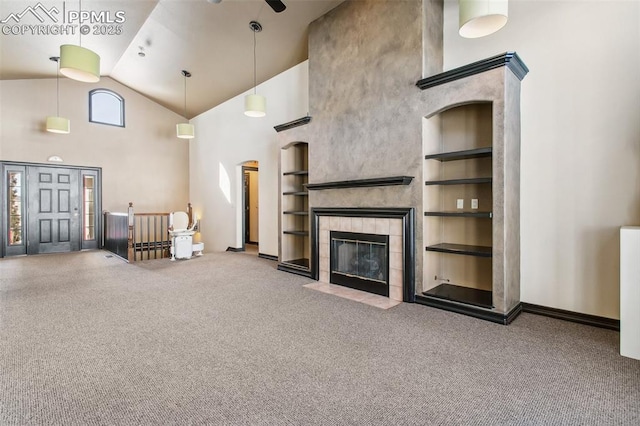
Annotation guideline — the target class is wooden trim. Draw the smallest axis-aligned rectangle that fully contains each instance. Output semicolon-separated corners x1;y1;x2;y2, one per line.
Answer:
306;176;413;191
521;303;620;331
277;263;313;278
416;294;522;325
274;116;312;132
416;51;529;90
258;253;278;261
226;246;245;252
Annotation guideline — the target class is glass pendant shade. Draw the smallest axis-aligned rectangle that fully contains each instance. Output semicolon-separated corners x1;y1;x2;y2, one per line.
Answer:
244;94;266;117
59;44;100;83
46;116;70;134
176;123;195;139
459;0;508;38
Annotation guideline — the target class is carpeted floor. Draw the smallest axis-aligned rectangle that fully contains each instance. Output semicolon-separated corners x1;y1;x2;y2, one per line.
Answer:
1;250;639;425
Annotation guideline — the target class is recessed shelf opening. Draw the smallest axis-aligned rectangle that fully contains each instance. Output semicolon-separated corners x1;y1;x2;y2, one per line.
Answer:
423;102;494;310
279;142;311;276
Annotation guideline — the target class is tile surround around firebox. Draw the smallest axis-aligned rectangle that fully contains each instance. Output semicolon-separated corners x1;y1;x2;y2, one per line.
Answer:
319;216;404;301
310;207;416;304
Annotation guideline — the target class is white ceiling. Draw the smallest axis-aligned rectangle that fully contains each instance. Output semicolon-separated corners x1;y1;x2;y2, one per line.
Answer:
0;0;344;117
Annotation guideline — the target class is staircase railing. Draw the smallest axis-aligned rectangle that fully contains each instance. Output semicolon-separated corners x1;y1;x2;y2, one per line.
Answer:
103;202;192;262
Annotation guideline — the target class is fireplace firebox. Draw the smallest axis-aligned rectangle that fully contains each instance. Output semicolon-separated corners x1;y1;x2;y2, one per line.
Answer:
330;231;389;297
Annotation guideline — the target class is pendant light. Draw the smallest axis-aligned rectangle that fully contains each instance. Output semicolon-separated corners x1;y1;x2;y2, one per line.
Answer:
244;21;266;117
459;0;508;39
176;70;195;139
59;0;100;82
46;56;70;134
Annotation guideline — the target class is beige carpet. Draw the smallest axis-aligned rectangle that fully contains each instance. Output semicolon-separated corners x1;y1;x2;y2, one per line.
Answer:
1;250;639;425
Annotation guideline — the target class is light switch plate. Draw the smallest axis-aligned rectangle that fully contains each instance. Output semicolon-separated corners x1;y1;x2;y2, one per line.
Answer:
471;199;479;209
456;199;464;209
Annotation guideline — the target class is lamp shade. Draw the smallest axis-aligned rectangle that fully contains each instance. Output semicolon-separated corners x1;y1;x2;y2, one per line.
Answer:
176;123;195;139
244;94;266;117
459;0;508;38
46;116;70;134
59;44;100;83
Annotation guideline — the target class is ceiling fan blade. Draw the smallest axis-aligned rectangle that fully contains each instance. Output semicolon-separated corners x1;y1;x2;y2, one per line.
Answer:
265;0;286;13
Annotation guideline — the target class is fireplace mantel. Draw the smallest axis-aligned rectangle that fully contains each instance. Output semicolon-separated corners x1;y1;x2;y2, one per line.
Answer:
306;176;414;191
415;51;529;90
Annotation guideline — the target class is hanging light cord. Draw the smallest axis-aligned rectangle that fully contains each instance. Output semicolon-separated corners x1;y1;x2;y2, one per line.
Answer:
56;60;60;116
78;0;83;47
183;73;187;118
253;28;257;95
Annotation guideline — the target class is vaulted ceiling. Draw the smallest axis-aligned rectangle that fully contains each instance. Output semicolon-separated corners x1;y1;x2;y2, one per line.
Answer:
0;0;344;117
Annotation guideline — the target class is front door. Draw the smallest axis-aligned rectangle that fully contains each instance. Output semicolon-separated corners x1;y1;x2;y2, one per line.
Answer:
27;166;80;254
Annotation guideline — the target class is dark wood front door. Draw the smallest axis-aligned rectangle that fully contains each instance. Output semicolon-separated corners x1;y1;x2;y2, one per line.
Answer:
27;167;81;254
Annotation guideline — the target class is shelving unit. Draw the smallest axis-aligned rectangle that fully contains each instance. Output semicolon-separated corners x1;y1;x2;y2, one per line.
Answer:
417;51;527;324
278;142;311;277
424;211;492;218
422;102;498;319
425;242;492;257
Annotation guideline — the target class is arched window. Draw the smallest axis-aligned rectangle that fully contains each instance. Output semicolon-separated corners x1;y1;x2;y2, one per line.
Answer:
89;89;125;127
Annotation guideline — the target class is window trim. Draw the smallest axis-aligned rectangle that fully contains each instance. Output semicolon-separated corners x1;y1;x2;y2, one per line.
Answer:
88;88;125;128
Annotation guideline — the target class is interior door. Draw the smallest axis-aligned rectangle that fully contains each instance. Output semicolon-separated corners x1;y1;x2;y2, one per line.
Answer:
27;166;80;254
244;172;250;244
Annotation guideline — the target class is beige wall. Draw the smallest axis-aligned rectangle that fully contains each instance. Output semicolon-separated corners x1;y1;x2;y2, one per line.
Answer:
443;0;640;318
189;62;309;255
0;77;189;213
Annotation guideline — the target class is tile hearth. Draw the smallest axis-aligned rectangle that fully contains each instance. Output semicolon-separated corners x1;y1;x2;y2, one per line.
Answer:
303;282;401;309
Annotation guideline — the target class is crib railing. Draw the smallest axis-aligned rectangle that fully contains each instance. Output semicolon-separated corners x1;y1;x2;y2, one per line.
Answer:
103;202;192;262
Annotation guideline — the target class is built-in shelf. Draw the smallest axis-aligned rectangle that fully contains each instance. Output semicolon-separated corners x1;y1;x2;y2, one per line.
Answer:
420;52;527;325
280;141;310;276
424;211;492;218
282;170;309;176
425;177;492;186
425;147;493;162
283;230;309;236
423;283;493;309
306;176;413;190
282;258;310;269
425;243;492;257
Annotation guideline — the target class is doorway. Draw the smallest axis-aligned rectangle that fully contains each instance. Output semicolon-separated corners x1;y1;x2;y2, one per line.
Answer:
241;161;259;252
1;162;102;257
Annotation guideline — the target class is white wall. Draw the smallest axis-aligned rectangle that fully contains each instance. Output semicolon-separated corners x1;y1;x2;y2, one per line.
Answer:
189;61;309;255
443;0;640;318
0;77;189;213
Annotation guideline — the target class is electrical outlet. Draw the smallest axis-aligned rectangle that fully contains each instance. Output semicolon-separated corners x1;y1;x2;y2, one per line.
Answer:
471;199;479;209
456;199;464;209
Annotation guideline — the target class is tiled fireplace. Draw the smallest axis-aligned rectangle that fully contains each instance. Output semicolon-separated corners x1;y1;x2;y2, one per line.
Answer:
311;208;415;303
